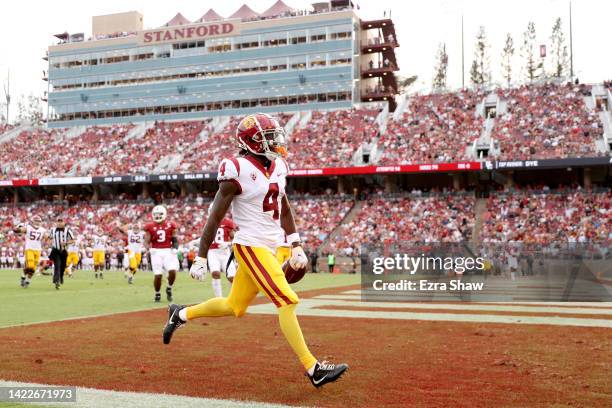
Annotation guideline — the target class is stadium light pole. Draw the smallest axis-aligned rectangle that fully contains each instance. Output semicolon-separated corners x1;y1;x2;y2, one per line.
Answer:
2;70;9;124
461;14;465;89
569;0;574;80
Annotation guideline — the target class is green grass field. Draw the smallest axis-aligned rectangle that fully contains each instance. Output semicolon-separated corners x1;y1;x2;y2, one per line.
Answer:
0;269;359;328
0;269;359;408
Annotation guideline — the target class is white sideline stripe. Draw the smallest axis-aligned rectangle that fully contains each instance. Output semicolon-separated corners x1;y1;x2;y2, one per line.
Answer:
341;291;612;307
312;297;612;315
0;380;296;408
248;299;612;328
0;306;167;329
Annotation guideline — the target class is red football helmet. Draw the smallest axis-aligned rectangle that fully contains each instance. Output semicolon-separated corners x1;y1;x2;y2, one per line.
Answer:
235;113;287;160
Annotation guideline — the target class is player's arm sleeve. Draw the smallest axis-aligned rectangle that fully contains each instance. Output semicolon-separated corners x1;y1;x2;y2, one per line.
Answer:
217;158;241;194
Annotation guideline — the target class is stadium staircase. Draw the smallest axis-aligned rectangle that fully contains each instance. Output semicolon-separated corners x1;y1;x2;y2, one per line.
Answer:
64;126;86;140
212;116;230;134
0;124;31;144
298;111;312;127
470;197;488;244
596;111;612;153
68;158;98;176
317;200;362;254
153;154;182;173
123;122;150;142
392;93;409;120
283;112;302;136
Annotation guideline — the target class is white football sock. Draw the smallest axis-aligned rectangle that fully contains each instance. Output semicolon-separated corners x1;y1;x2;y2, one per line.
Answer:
211;278;222;297
178;308;188;322
307;362;318;376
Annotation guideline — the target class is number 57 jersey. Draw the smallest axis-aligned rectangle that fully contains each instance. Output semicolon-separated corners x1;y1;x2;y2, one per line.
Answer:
218;156;288;252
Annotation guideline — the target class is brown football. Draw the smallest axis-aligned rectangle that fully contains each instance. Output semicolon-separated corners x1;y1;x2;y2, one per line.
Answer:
282;261;307;284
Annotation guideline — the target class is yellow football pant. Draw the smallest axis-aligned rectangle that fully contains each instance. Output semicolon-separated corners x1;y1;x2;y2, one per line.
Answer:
25;249;41;271
93;251;105;267
128;251;142;272
275;246;291;265
67;252;79;267
186;244;317;370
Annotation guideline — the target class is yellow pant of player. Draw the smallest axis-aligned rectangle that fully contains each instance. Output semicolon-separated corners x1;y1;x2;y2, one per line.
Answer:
67;252;79;267
93;250;105;267
275;246;291;266
228;244;299;316
25;249;41;271
128;251;142;271
186;244;315;371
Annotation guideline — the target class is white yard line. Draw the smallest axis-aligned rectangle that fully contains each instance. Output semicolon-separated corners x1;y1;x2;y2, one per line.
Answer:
249;298;612;328
0;380;297;408
311;296;612;314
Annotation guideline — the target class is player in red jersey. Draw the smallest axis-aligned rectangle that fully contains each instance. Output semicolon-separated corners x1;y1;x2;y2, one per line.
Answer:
207;216;236;297
144;205;179;303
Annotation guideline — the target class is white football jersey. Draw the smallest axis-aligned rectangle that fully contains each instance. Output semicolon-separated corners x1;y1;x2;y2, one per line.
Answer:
93;235;107;251
217;156;289;251
127;230;145;253
67;239;80;253
25;225;45;250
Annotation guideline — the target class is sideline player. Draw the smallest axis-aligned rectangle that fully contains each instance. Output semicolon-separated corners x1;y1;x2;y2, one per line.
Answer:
144;205;179;302
188;215;236;297
92;229;107;279
66;237;80;277
13;215;46;288
162;113;348;387
207;214;236;297
117;223;145;284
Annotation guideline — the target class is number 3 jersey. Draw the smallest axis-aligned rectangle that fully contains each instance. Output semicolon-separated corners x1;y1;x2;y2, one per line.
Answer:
217;156;288;251
144;221;177;249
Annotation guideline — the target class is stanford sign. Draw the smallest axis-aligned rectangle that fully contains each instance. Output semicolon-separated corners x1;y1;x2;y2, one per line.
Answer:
139;20;240;45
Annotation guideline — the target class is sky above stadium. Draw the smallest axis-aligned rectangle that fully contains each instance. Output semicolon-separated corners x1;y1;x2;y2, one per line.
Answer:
0;0;609;119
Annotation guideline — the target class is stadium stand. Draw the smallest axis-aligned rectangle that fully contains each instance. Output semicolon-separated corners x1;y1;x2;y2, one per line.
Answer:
323;192;476;255
2;83;611;181
492;83;604;160
481;188;611;243
287;108;379;168
93;121;209;175
380;90;485;164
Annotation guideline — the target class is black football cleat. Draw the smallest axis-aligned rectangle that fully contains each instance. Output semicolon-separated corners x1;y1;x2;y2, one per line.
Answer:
166;287;173;302
163;304;186;344
307;361;349;388
154;293;161;303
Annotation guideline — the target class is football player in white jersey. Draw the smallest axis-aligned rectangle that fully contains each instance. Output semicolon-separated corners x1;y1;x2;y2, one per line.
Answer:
117;223;145;284
13;215;46;288
66;238;81;277
163;113;347;387
91;230;107;279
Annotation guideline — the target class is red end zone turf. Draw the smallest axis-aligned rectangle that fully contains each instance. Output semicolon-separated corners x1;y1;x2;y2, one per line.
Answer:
0;286;610;407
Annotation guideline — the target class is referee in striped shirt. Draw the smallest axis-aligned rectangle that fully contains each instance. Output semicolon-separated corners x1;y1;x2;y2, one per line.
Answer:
50;217;74;290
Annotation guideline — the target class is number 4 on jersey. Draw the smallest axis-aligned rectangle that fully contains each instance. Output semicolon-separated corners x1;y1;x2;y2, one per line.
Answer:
263;183;280;220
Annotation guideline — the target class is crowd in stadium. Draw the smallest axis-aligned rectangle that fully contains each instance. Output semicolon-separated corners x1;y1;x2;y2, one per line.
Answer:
323;192;476;255
0;82;610;181
288;109;379;168
2;186;609;269
481;188;611;243
492;83;603;160
380;90;485;164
